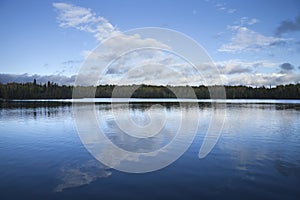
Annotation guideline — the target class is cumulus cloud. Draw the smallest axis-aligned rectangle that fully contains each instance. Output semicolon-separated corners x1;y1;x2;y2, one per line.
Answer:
214;60;300;86
215;59;282;77
50;2;300;87
219;26;290;53
52;3;222;87
0;73;76;85
94;59;293;86
76;34;177;86
85;49;206;86
53;3;197;86
276;14;300;35
84;33;171;63
222;72;300;86
53;2;118;41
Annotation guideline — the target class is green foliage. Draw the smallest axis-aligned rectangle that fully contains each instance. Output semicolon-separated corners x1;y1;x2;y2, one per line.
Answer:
0;80;299;99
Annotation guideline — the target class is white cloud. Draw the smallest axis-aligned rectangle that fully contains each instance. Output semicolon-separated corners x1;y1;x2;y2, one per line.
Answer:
96;58;292;86
50;3;300;87
217;63;252;75
2;59;300;87
248;18;258;25
215;59;279;69
219;26;290;53
96;33;170;61
87;49;203;86
238;17;259;26
227;9;236;14
53;2;118;41
221;72;300;86
213;2;236;14
213;60;300;86
53;3;188;86
215;3;226;11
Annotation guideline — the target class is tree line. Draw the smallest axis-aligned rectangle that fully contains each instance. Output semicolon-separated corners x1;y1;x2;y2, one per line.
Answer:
0;79;299;99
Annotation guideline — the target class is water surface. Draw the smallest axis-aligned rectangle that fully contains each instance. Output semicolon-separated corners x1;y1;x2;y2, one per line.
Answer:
0;100;300;199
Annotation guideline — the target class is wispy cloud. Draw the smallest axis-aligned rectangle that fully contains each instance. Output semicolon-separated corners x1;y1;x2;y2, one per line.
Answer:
219;26;290;53
237;17;259;26
62;59;83;65
53;2;118;41
227;9;236;14
276;14;300;35
206;0;237;14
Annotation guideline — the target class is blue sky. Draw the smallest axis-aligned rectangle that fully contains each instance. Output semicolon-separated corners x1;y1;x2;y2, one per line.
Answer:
1;0;300;85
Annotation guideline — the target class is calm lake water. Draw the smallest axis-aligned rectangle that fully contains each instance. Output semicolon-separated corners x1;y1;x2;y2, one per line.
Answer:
0;100;300;200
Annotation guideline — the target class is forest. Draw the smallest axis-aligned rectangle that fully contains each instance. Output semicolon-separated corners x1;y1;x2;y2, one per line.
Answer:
0;79;299;99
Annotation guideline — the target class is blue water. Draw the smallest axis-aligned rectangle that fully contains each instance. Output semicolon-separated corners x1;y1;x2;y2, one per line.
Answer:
0;100;300;199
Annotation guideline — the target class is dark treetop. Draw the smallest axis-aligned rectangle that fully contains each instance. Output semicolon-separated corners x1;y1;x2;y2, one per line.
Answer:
0;80;299;99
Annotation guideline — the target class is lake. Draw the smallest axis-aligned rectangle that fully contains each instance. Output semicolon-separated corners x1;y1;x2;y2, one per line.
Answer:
0;99;300;200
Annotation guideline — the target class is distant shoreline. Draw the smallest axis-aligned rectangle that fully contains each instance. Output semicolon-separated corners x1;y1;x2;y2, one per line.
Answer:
2;98;300;105
1;81;300;100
